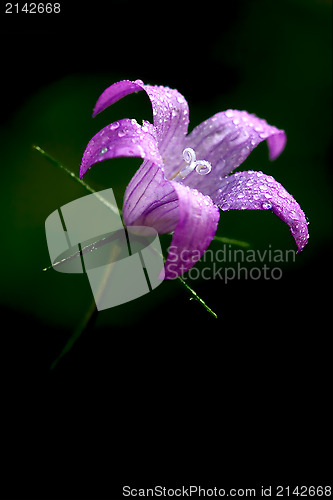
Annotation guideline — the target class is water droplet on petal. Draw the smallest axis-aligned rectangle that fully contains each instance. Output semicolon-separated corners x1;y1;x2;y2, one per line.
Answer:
218;159;226;170
289;210;298;220
262;201;273;210
110;122;120;131
278;189;287;198
240;146;250;156
137;145;146;158
118;129;127;137
99;147;108;155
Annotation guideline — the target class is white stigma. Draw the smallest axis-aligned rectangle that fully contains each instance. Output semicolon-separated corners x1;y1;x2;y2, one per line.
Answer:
175;148;212;180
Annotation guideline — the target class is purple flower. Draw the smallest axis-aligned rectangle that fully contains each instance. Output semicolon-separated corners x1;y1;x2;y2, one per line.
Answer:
80;79;309;279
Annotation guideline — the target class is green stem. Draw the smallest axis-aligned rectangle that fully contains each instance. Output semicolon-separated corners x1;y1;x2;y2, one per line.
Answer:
34;145;95;193
177;277;217;319
33;145;119;215
213;235;250;248
50;299;97;370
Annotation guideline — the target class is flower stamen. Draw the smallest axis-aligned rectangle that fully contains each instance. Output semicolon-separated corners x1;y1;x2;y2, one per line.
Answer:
174;148;212;180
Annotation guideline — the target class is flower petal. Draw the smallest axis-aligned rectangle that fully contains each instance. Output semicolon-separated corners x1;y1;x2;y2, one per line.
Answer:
217;171;309;251
92;79;189;179
123;161;220;279
79;118;163;179
181;110;286;196
92;80;143;117
123;160;179;234
164;184;220;279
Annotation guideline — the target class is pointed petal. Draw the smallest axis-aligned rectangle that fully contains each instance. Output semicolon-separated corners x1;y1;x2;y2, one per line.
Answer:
80;118;163;179
217;171;309;251
164;184;220;279
92;80;143;117
181;110;286;196
92;79;189;178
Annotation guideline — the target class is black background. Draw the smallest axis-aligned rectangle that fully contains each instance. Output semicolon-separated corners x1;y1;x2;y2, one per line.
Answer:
0;1;332;498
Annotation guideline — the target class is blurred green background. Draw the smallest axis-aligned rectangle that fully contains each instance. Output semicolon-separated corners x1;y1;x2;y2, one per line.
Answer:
1;0;332;497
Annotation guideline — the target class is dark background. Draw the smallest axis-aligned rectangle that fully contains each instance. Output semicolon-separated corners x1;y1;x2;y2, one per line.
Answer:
0;1;332;498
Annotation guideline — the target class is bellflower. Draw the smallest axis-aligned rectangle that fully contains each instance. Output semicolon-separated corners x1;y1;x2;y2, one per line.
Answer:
80;79;309;279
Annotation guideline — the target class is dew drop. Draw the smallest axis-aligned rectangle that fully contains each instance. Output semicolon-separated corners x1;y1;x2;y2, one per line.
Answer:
221;202;231;211
110;122;120;131
240;146;249;157
278;190;287;199
99;147;108;155
262;201;272;210
289;210;298;220
218;159;226;170
118;129;127;137
137;145;146;158
240;130;250;141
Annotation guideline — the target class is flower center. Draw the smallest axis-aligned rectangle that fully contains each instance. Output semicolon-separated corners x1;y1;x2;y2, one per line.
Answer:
173;148;212;180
